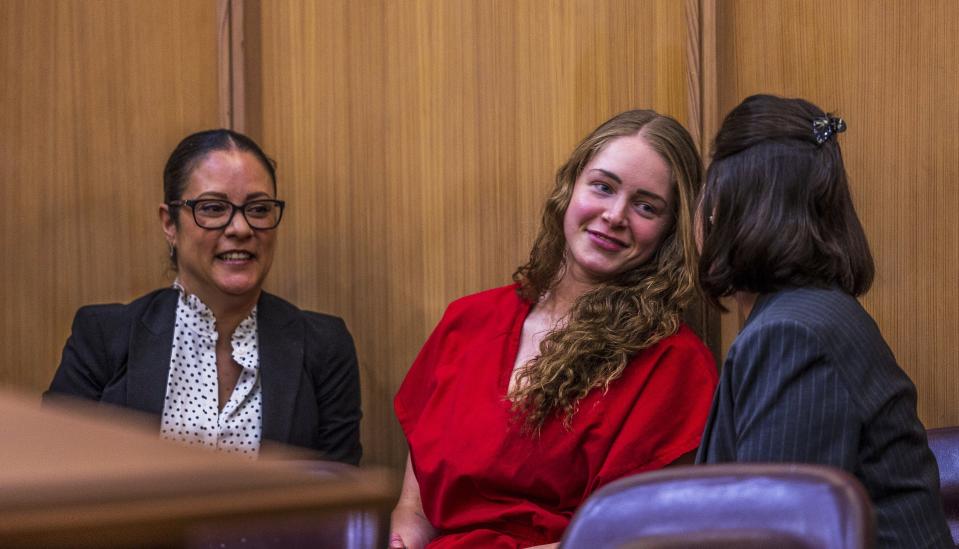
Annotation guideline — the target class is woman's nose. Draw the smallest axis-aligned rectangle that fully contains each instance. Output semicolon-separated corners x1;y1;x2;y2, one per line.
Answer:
601;199;628;227
224;207;254;236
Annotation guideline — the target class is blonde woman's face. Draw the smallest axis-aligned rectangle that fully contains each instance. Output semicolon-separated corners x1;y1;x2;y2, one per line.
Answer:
562;134;674;284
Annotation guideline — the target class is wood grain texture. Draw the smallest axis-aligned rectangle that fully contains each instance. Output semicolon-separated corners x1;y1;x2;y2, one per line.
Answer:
0;1;220;390
711;0;959;427
251;0;692;468
7;0;954;474
683;0;723;357
0;391;395;547
217;0;247;131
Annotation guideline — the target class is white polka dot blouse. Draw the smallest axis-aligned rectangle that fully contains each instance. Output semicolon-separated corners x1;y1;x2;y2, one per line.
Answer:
160;281;263;458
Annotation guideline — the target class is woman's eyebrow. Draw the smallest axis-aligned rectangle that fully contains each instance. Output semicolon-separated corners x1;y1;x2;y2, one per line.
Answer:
590;168;623;184
191;191;273;201
194;191;229;199
633;188;669;207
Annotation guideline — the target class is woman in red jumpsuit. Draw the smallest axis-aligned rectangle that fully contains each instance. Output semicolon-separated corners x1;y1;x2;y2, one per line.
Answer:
390;110;718;549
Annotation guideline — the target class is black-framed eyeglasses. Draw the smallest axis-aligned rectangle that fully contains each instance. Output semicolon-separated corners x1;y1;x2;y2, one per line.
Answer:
168;198;286;230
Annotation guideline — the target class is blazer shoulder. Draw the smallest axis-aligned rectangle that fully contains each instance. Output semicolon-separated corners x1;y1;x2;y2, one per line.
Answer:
73;288;177;332
302;310;351;341
732;288;880;420
750;288;864;326
747;287;868;336
734;296;831;366
259;291;351;338
47;288;177;403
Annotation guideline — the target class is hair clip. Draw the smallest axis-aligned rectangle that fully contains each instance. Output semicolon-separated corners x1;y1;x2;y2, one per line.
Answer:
812;114;847;145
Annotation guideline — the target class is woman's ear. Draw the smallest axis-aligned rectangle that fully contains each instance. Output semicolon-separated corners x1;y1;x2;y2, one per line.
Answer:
159;203;177;246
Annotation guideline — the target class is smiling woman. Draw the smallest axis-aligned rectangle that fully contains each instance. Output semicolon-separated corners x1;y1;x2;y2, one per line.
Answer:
44;130;362;464
389;111;718;549
562;134;674;285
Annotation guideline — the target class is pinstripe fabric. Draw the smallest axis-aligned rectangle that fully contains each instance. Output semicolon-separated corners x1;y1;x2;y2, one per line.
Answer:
696;287;952;548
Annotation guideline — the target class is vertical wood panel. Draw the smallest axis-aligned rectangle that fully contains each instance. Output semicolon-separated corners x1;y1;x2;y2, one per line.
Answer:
683;0;722;356
253;0;692;468
713;0;959;427
0;1;220;390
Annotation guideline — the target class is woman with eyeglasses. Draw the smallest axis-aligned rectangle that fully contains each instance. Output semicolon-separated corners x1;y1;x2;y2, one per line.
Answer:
45;129;361;463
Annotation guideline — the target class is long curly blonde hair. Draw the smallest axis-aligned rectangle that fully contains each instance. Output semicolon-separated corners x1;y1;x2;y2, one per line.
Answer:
509;109;703;434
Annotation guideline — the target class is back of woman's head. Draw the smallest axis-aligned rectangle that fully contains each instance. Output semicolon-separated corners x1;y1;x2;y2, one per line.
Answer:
698;94;874;305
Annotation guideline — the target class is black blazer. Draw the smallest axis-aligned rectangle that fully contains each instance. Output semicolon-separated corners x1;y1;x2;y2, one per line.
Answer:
697;286;951;548
45;288;362;465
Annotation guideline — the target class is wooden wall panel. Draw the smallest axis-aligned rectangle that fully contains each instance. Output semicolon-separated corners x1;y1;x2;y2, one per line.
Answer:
712;0;959;427
9;0;954;473
0;2;220;390
252;0;692;468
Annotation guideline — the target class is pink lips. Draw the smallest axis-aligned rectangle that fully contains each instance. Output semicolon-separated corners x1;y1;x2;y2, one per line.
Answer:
586;230;628;251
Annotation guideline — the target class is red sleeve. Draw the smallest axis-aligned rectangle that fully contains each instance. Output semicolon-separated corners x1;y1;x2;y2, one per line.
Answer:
394;285;521;437
394;303;456;435
588;330;718;493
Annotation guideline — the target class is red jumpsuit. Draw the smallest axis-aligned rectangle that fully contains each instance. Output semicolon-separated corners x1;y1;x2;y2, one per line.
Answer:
395;285;717;548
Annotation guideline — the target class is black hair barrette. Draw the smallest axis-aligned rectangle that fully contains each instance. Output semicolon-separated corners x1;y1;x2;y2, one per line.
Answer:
812;114;847;145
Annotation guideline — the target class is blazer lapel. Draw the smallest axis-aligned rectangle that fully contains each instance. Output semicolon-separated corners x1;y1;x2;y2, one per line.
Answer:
257;292;304;445
127;289;178;416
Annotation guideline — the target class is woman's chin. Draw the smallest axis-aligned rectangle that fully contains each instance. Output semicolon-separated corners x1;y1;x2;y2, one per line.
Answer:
567;260;622;284
213;276;264;298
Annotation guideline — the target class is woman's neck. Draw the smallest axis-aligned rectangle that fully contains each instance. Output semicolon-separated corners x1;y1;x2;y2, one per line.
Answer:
178;280;259;340
540;267;595;320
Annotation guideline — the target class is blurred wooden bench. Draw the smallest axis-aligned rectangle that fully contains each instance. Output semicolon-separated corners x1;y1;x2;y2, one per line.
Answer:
0;390;397;548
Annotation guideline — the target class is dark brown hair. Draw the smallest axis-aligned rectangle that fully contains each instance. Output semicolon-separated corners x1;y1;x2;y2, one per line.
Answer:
510;109;703;433
698;94;874;308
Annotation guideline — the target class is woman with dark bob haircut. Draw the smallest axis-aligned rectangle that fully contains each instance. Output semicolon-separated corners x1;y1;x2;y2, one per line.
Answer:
46;129;361;464
696;94;951;547
390;110;718;549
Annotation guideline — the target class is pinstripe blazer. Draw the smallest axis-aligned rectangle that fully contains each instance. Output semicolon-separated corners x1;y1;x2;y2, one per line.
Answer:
696;286;952;548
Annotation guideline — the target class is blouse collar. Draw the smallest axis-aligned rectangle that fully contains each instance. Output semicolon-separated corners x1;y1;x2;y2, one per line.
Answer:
171;280;259;371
